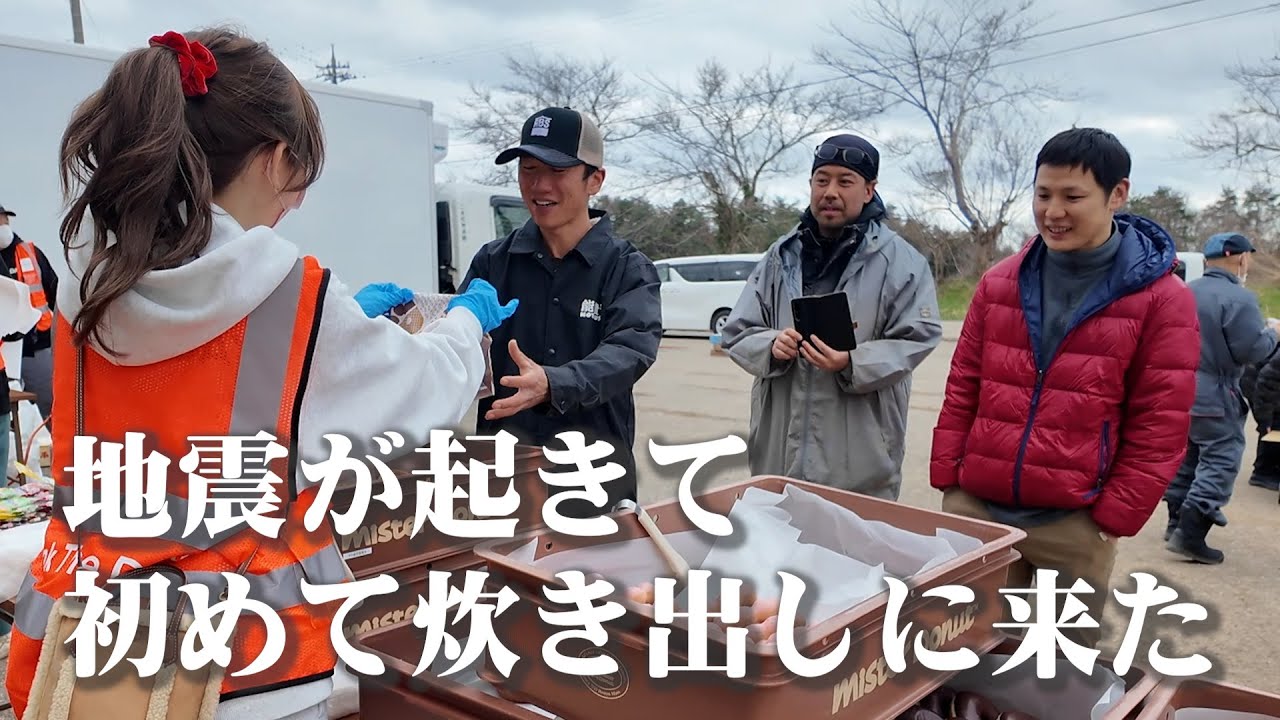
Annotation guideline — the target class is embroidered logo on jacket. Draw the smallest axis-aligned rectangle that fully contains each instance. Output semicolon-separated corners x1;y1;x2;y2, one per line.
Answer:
580;299;602;321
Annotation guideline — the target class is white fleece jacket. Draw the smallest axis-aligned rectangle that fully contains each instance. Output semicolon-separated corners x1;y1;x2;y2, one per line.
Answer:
57;205;488;719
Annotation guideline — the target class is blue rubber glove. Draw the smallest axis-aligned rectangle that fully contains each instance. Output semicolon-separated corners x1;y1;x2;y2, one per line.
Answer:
354;282;415;318
447;279;519;333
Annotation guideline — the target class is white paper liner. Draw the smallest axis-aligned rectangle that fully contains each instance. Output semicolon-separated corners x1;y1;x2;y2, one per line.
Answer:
505;484;983;638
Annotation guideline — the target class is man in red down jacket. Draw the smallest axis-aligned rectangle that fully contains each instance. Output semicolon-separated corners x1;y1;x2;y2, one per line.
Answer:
930;127;1200;650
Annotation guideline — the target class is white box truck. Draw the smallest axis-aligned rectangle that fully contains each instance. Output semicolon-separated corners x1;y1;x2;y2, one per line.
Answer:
0;32;527;296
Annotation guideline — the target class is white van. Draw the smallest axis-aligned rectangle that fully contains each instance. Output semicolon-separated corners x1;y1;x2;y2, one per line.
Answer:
1177;251;1205;282
653;253;764;335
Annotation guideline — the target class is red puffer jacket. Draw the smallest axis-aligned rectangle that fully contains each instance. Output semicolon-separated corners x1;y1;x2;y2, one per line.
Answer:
930;215;1200;537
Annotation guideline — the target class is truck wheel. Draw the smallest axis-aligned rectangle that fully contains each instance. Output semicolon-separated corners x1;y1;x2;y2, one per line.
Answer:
711;309;731;335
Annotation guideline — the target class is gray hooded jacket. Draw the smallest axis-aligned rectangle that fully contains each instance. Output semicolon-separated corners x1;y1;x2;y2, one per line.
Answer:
721;198;943;499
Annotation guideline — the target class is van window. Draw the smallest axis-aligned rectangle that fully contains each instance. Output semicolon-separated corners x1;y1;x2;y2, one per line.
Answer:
670;260;757;282
718;261;757;281
673;263;719;282
656;265;671;282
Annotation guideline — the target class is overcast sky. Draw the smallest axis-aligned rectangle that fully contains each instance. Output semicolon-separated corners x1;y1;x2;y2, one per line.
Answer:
6;0;1280;237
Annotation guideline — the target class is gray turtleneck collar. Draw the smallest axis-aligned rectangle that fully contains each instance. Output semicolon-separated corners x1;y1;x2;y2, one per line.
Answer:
1040;222;1121;362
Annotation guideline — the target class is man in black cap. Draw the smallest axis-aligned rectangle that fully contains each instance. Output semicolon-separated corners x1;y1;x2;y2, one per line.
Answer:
459;107;662;517
0;203;58;424
721;133;942;499
1165;231;1279;564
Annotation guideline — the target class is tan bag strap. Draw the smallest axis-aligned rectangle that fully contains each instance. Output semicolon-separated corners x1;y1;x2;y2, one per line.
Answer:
73;343;258;666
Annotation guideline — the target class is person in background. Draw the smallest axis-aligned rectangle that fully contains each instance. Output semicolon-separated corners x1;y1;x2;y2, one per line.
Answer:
0;326;22;650
1;332;23;473
0;203;58;425
931;127;1200;650
1164;232;1278;564
1245;350;1280;492
460;106;662;517
721;133;943;500
6;27;511;719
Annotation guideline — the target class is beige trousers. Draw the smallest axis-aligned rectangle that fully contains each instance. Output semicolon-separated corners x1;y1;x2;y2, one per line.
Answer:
942;488;1120;650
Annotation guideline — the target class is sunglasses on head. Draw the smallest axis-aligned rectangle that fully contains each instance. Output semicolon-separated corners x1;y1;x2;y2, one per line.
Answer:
814;143;872;167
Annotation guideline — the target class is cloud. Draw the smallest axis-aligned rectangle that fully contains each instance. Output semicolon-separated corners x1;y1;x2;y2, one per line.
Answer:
3;0;1278;217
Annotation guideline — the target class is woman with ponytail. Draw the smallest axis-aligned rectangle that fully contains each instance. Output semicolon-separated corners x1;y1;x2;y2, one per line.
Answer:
5;27;515;720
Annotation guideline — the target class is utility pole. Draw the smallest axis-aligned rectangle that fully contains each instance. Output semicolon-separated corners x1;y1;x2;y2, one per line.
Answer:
69;0;84;44
315;45;356;84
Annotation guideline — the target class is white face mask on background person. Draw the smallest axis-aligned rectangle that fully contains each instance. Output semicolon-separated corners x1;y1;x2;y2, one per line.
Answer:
0;225;14;249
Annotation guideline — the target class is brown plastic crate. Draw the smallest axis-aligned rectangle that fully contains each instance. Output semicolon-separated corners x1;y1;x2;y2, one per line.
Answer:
916;636;1159;720
341;633;1160;720
355;654;553;720
333;437;552;577
348;553;559;720
1135;678;1280;719
469;475;1026;720
341;549;486;642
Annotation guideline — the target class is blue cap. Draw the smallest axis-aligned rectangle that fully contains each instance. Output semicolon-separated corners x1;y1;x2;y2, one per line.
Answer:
1204;232;1256;258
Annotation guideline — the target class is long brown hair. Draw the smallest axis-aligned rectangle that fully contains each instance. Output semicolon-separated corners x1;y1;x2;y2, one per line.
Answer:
58;26;325;354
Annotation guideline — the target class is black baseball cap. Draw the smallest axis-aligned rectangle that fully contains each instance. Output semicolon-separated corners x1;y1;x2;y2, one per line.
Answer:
495;107;605;169
0;204;14;217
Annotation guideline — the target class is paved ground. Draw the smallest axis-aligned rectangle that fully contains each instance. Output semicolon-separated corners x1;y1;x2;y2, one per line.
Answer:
627;326;1279;696
2;324;1275;716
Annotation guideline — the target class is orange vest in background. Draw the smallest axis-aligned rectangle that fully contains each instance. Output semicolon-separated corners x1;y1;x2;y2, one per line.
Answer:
12;242;52;333
5;255;350;717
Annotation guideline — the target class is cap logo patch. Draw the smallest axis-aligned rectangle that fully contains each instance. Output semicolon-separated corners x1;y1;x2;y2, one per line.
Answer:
531;116;552;137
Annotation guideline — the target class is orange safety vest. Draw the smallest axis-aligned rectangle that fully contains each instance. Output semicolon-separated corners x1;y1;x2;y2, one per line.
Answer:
5;256;351;717
12;241;52;333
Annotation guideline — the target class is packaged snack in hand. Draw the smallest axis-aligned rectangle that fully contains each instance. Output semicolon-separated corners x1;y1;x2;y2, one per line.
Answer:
387;293;496;399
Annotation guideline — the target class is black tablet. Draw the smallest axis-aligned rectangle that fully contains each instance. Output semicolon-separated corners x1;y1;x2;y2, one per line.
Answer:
791;292;857;352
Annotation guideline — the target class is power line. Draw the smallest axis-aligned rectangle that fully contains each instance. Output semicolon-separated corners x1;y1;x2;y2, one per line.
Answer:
441;0;1254;164
615;0;1223;128
68;0;84;44
994;1;1280;70
316;44;357;84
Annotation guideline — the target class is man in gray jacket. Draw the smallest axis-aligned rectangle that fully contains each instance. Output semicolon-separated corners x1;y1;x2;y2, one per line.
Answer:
1165;232;1279;564
720;134;942;499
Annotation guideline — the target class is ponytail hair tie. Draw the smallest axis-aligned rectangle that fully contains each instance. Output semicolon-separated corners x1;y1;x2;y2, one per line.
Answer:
148;31;218;97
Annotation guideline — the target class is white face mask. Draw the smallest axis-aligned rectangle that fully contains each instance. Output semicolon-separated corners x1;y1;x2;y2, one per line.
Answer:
0;225;13;249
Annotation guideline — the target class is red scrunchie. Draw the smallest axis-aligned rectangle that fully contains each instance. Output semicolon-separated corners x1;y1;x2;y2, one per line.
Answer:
148;31;217;97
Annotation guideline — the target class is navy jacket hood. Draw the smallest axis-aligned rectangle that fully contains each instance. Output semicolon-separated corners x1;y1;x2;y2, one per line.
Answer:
1018;213;1177;368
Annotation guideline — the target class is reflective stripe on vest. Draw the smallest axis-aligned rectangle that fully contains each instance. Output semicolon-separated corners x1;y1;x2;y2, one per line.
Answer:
13;241;52;332
43;259;309;552
8;255;343;706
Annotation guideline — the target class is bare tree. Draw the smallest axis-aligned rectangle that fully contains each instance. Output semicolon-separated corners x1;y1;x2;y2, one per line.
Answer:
458;50;641;184
814;0;1051;274
635;58;876;253
1190;51;1280;182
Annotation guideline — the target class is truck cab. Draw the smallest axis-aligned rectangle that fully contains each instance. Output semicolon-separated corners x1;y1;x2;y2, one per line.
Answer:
435;183;528;293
